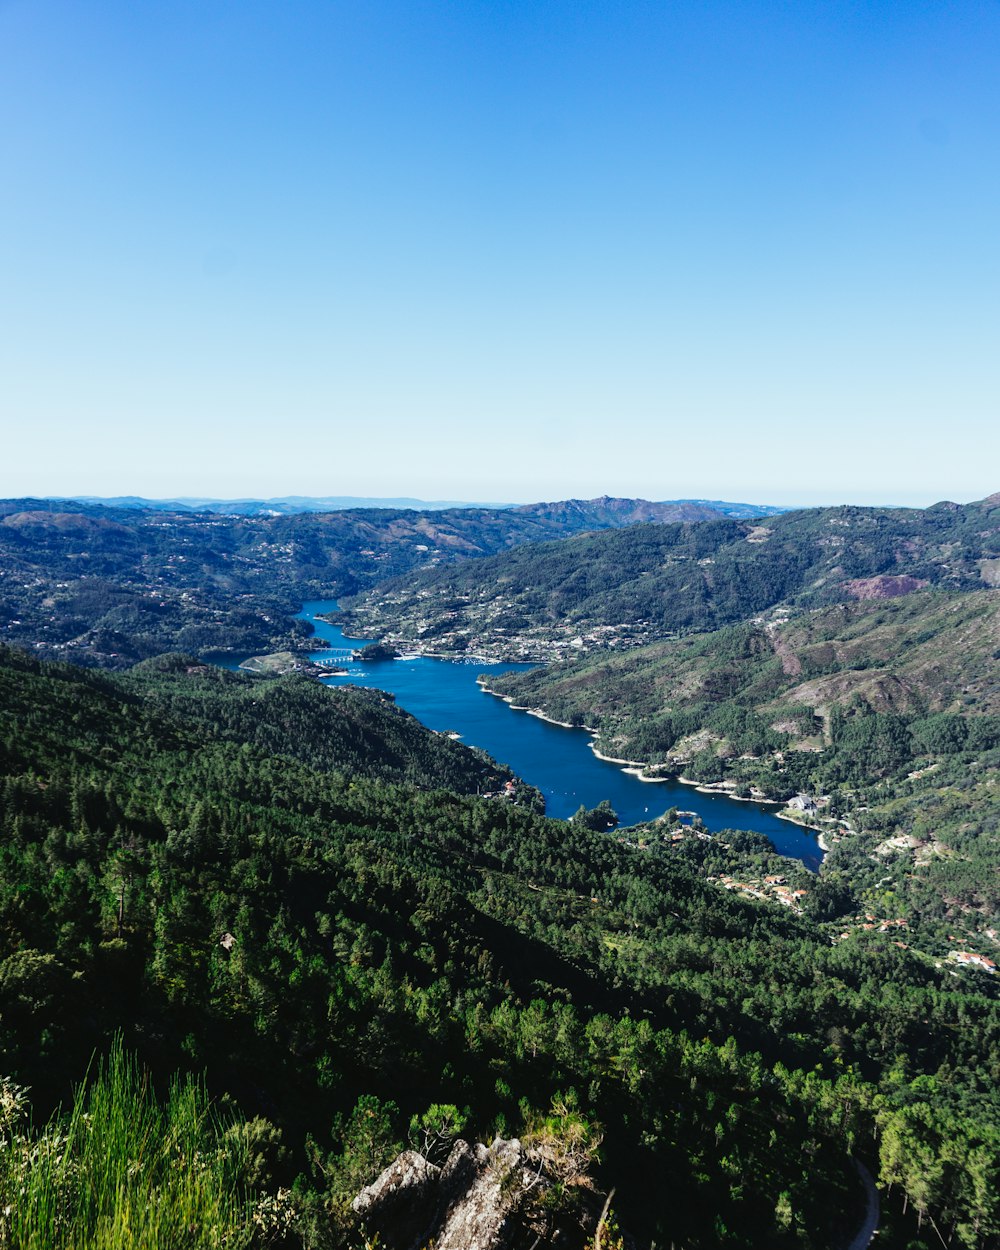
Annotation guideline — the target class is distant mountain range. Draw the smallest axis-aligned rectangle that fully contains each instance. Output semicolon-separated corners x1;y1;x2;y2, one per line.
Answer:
52;494;791;519
0;493;790;668
54;494;511;514
668;498;790;518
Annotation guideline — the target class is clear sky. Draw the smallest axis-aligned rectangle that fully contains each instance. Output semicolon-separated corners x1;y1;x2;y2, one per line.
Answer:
1;0;997;507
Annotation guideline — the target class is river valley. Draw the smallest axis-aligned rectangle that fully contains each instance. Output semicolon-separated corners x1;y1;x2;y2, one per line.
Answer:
296;601;822;869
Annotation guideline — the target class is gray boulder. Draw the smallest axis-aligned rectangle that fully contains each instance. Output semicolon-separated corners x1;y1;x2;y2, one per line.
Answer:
434;1138;534;1249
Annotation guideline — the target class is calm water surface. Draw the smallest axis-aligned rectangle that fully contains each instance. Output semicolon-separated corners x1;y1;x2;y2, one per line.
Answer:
297;601;822;869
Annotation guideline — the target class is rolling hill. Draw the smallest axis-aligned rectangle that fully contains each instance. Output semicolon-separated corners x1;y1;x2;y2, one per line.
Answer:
0;495;788;667
337;496;1000;660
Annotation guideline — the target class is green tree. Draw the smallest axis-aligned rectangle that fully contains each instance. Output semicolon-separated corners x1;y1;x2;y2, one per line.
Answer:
408;1103;468;1164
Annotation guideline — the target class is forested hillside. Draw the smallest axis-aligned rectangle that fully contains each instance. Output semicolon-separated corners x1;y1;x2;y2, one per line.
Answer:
338;496;1000;659
2;645;1000;1246
488;589;1000;946
3;492;1000;1246
489;590;1000;730
0;496;750;668
125;653;540;802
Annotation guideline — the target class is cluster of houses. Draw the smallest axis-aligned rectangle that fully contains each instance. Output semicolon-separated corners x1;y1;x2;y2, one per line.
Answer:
826;921;1000;973
710;872;809;912
664;827;712;845
859;915;908;933
833;915;910;946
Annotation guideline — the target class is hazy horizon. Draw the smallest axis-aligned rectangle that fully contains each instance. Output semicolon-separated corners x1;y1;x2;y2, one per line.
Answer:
9;485;998;512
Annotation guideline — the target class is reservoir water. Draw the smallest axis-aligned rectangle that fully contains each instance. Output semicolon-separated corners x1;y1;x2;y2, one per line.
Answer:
298;601;822;870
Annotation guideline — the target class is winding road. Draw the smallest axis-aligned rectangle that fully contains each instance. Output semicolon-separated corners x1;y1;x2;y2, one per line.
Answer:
845;1159;880;1250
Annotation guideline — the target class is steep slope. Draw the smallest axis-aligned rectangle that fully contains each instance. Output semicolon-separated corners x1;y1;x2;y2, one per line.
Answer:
488;590;1000;735
126;653;540;800
487;589;1000;948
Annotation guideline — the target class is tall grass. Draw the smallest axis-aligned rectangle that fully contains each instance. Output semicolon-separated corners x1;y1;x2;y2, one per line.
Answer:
0;1042;260;1249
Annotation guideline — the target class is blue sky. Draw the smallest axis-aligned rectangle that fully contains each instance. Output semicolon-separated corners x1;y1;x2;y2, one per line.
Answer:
1;0;997;506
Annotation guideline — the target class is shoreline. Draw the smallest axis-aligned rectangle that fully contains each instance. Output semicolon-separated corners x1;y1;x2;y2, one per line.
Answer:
480;685;579;730
332;648;824;865
528;708;577;729
589;744;648;768
775;809;823;831
677;776;783;806
306;615;819;851
479;682;600;733
480;683;792;813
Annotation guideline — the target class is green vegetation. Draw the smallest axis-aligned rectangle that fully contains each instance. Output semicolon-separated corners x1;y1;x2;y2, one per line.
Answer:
356;642;398;661
489;590;1000;732
0;1042;271;1250
487;589;1000;949
3;490;1000;1246
570;799;619;831
1;644;1000;1246
123;652;540;800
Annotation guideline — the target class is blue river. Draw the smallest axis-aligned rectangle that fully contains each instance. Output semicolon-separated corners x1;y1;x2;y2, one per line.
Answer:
296;601;822;869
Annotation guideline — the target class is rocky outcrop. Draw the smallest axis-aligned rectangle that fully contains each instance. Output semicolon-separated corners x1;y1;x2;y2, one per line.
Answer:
352;1137;603;1250
351;1150;442;1248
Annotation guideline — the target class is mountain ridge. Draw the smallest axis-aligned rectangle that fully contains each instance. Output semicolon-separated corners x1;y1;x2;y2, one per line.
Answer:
337;496;1000;660
0;496;792;668
50;492;792;518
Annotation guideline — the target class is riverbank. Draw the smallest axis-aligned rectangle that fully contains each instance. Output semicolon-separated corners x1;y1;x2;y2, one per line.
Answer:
677;775;784;806
589;745;648;769
773;809;841;844
526;708;578;729
481;683;797;816
477;682;575;726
